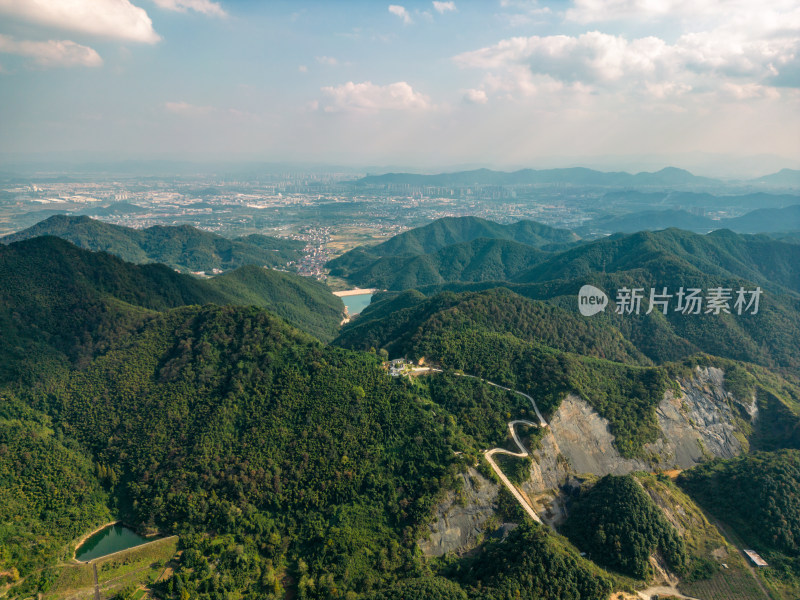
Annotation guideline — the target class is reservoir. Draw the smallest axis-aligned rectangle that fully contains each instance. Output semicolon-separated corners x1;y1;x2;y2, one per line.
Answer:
333;289;377;316
75;523;150;562
343;292;373;316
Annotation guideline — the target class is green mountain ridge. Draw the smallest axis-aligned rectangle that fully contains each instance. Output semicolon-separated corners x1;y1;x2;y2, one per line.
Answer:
1;215;305;273
364;216;579;256
0;239;635;600
330;238;549;290
2;217;800;600
333;220;800;371
0;237;343;372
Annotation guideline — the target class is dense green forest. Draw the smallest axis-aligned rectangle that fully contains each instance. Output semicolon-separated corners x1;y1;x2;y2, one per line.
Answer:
679;450;800;582
0;419;110;576
337;288;671;456
445;523;615;600
203;265;345;341
3;303;461;596
336;288;647;364
561;474;687;580
3;219;800;600
331;220;800;371
328;238;549;290
2;215;305;273
0;238;343;374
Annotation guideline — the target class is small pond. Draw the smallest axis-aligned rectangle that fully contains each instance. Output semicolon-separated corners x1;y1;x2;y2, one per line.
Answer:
75;523;151;562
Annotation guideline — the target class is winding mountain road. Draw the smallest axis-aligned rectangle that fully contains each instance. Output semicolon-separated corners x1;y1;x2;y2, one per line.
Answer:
454;373;549;524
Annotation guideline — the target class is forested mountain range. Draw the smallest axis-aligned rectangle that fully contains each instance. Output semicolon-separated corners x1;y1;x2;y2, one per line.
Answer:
2;215;305;273
331;220;800;371
0;233;633;599
2;217;800;600
0;236;343;358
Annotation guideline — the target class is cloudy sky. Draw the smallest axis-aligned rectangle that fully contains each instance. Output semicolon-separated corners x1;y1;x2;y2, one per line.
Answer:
0;0;798;175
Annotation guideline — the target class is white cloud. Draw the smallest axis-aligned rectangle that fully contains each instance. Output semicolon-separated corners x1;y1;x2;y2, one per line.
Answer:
316;55;339;66
319;81;432;112
0;0;159;44
298;64;308;73
455;27;800;98
463;88;488;103
388;5;413;24
433;1;456;14
0;34;102;67
152;0;227;18
565;0;798;25
165;101;213;116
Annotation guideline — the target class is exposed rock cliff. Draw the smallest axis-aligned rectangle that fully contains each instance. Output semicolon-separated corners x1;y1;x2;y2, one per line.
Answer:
418;467;499;557
420;366;757;555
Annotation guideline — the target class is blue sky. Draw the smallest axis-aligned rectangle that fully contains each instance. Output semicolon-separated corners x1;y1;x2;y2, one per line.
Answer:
0;0;798;175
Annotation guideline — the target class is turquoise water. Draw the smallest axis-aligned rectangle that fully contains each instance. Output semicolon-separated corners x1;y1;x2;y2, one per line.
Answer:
75;523;150;561
344;293;373;315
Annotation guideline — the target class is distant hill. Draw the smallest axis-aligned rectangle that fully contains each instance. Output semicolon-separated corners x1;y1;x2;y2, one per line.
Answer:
367;216;579;256
725;204;800;233
81;202;148;216
579;209;716;235
514;228;800;295
327;216;578;288
598;190;800;211
751;168;800;188
355;166;719;188
581;204;800;235
1;215;305;273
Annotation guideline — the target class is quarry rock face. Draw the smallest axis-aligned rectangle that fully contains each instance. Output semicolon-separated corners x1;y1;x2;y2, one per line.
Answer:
419;366;756;554
418;467;499;557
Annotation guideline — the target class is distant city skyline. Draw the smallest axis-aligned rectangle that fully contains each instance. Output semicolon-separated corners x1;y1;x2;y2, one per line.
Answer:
1;0;798;177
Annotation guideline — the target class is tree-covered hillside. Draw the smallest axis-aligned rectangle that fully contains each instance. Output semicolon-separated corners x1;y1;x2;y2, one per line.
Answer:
204;265;344;341
0;238;343;372
365;216;579;256
336;288;670;457
0;419;111;576
330;220;800;371
326;216;577;283
328;238;548;290
561;474;687;580
336;288;647;364
1;215;305;273
24;305;456;595
0;238;630;599
446;523;615;600
679;451;800;574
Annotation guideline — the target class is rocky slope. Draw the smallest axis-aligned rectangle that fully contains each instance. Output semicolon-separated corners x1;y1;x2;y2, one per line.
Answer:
420;366;756;555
